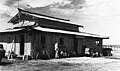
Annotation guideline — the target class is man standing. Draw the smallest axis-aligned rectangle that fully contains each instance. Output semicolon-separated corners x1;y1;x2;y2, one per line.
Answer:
55;42;59;58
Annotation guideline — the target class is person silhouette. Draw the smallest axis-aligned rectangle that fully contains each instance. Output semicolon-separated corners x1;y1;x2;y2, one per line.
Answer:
55;42;59;58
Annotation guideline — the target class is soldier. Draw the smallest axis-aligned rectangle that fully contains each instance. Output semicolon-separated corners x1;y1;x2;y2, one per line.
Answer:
55;42;59;58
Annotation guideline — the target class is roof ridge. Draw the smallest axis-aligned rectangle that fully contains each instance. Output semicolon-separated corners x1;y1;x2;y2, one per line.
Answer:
18;8;70;21
17;8;83;27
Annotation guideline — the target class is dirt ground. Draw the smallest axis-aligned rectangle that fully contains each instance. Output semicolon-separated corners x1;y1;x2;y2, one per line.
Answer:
0;48;120;71
0;56;120;71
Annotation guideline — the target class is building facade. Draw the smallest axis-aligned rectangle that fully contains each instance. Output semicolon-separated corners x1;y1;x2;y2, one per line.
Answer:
0;8;108;59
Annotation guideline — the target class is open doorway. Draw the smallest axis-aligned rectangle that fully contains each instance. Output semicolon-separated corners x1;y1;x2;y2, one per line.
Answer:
20;35;24;55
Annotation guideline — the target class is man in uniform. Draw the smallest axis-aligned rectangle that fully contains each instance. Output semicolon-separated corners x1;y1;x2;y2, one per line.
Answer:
55;42;59;58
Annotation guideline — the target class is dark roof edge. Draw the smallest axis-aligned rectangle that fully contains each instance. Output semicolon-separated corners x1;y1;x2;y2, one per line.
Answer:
81;31;109;39
18;8;70;21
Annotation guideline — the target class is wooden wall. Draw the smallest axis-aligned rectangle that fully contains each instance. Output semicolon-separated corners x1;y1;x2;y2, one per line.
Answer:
30;31;75;59
76;36;103;56
0;30;103;58
0;31;74;58
85;37;103;53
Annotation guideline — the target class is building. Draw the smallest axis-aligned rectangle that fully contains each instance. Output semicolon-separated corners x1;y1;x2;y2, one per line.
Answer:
0;8;108;59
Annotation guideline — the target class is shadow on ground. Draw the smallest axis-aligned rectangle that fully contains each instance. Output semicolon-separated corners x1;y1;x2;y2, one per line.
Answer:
0;62;12;66
0;58;13;66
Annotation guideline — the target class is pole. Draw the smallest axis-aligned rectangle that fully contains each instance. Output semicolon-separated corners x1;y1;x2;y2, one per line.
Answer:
45;49;50;59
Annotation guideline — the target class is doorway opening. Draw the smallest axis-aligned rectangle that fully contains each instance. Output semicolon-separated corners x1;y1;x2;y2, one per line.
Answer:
20;35;24;55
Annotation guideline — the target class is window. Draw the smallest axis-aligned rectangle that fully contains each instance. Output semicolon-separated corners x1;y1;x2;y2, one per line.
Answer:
60;38;64;45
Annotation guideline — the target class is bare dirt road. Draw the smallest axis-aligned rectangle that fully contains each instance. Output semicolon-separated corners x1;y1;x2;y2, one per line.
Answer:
0;57;120;71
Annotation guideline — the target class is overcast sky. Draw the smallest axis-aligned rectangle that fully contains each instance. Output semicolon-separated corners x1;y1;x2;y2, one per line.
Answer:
0;0;120;45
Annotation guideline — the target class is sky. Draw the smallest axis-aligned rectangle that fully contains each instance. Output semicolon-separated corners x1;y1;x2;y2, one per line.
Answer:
0;0;120;45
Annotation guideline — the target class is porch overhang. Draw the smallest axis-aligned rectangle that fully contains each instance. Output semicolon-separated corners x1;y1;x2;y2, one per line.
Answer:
0;26;109;39
34;26;109;39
